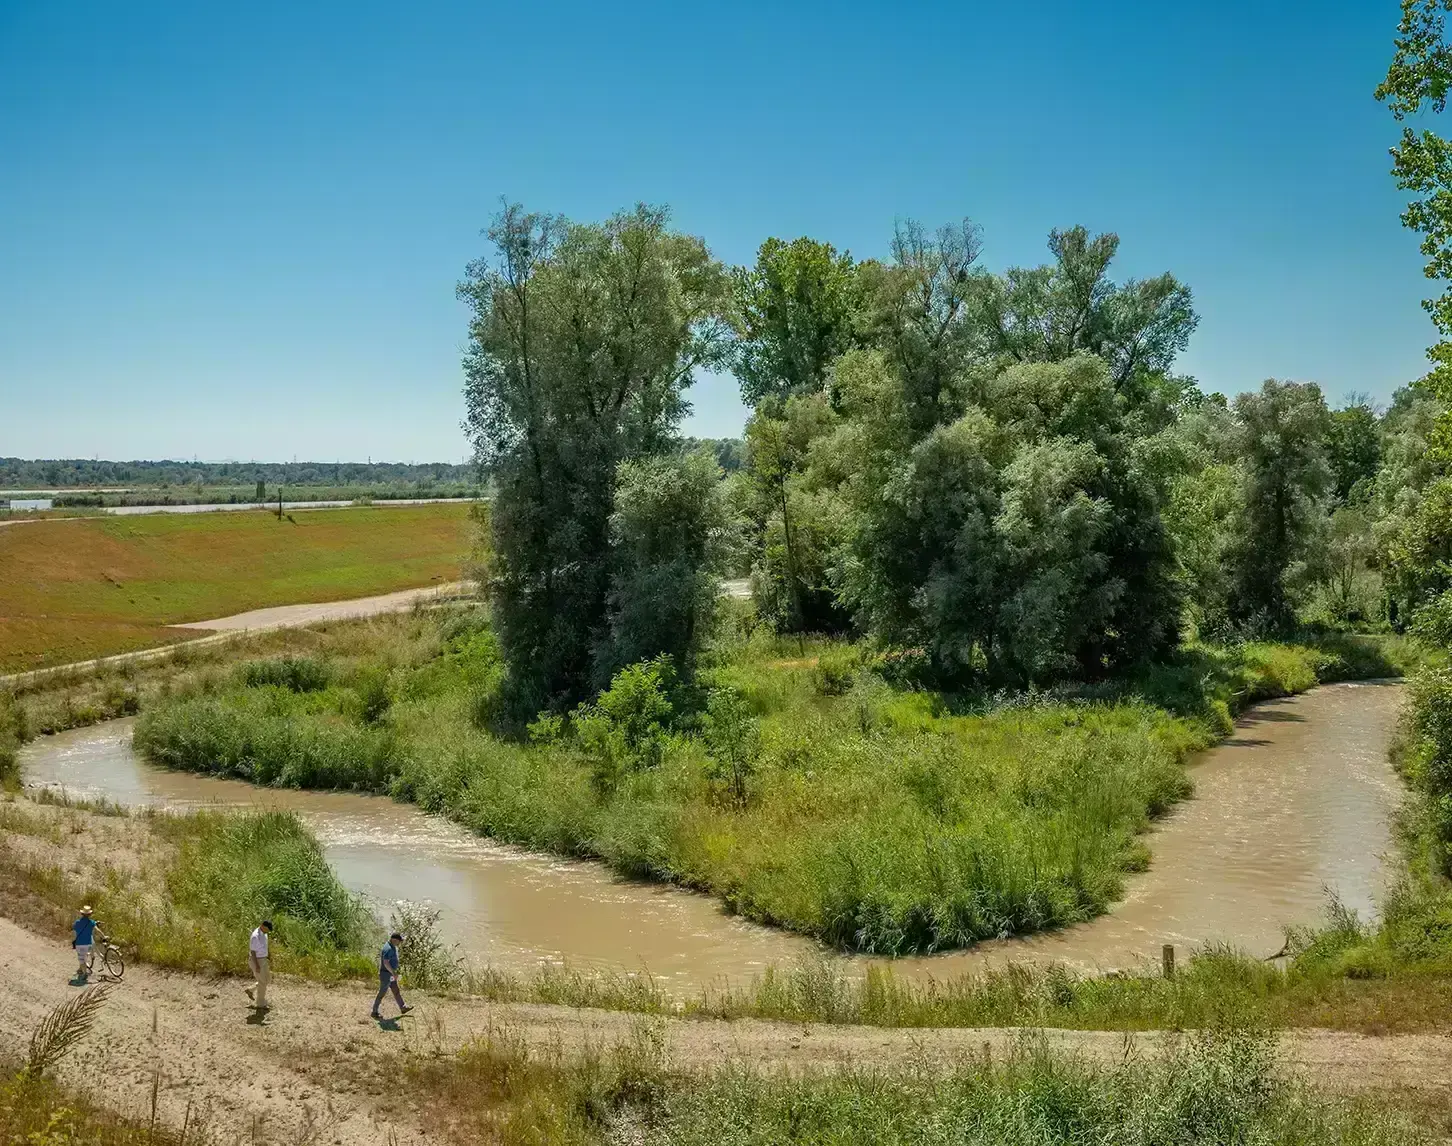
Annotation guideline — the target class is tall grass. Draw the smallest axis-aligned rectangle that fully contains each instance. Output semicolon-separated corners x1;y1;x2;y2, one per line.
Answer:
407;1026;1424;1146
0;800;372;980
158;809;372;962
0;1070;200;1146
131;611;1409;955
0;689;24;787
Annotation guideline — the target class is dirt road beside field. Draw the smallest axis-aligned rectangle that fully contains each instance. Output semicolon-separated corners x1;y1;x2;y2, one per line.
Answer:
4;914;1452;1144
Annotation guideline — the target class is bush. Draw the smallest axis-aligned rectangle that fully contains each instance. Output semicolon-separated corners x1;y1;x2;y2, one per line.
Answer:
160;809;370;956
812;646;860;696
240;656;332;693
571;658;676;793
0;690;24;788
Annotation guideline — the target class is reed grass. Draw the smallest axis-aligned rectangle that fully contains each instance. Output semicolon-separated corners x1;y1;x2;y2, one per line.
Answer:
132;609;1412;955
0;800;373;981
404;1025;1425;1146
0;1068;201;1146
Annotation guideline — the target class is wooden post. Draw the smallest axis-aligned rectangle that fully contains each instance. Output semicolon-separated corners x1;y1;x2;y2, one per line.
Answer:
1162;944;1176;979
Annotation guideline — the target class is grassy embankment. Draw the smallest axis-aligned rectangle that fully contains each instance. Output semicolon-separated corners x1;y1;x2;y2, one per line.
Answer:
128;603;1419;957
0;502;473;673
0;1025;1424;1146
396;1025;1423;1146
0;1072;195;1146
0;794;371;981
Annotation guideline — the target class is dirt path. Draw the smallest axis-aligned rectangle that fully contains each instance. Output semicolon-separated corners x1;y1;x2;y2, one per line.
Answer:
3;915;1451;1143
177;582;468;632
0;583;470;689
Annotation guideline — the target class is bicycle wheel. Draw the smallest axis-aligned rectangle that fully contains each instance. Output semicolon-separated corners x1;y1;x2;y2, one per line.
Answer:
99;945;125;980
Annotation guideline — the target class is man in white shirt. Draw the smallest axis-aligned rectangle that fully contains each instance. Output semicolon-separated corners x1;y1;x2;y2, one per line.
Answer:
245;919;273;1010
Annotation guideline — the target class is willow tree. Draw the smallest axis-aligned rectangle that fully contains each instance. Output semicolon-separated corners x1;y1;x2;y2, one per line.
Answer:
459;203;731;715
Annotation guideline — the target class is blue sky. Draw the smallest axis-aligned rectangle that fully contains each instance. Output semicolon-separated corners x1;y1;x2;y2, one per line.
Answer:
0;0;1436;462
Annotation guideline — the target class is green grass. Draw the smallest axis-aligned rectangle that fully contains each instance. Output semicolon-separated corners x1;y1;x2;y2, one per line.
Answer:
0;502;474;672
407;1025;1425;1146
0;1070;195;1146
131;609;1408;956
0;800;373;981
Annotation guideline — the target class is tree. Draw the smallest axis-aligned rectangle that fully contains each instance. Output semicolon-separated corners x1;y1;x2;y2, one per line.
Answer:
459;202;730;716
859;220;984;439
742;394;848;632
701;686;760;806
839;354;1180;685
1325;397;1382;503
731;238;862;407
1225;380;1334;632
599;449;733;684
1378;0;1452;453
970;226;1198;422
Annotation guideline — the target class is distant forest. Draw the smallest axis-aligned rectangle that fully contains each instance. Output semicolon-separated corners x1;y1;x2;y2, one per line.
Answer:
0;458;477;489
1;441;743;490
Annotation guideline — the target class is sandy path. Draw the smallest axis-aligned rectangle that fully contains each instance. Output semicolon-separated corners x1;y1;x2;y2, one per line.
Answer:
0;584;470;689
3;916;1451;1144
177;583;467;632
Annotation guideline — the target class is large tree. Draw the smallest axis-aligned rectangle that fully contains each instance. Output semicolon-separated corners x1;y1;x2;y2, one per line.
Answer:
730;237;864;632
836;352;1181;685
1325;397;1383;503
971;226;1199;426
1225;380;1334;632
1379;0;1452;454
731;237;862;407
459;203;730;714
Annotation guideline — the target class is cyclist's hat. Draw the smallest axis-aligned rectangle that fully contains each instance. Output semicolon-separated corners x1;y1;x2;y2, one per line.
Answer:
80;905;93;915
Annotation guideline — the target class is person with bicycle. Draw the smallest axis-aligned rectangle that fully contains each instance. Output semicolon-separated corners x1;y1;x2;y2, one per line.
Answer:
72;905;100;980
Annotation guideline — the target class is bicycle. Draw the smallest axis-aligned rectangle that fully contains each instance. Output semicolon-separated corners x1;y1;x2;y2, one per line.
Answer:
83;929;125;981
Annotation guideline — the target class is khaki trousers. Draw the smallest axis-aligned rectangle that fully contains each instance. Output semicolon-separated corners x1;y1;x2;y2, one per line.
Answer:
250;956;270;1007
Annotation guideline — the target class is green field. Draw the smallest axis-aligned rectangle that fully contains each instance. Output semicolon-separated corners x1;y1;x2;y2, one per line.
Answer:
0;503;473;672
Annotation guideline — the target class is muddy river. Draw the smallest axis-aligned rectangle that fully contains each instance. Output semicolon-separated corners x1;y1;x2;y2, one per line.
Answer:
15;681;1405;989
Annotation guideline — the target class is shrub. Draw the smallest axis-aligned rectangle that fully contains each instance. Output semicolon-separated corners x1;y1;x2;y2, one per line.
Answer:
240;656;332;693
701;687;760;806
572;658;676;793
0;690;24;787
812;646;860;696
160;809;370;955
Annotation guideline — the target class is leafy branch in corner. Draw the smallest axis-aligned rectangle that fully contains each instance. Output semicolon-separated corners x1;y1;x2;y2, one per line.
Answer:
26;984;111;1078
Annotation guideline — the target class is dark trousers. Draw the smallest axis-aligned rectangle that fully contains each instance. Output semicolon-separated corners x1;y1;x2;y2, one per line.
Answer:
373;969;405;1014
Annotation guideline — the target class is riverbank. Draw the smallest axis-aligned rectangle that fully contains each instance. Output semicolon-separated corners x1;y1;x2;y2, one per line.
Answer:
8;766;1451;1036
0;913;1441;1145
0;794;370;981
126;603;1422;957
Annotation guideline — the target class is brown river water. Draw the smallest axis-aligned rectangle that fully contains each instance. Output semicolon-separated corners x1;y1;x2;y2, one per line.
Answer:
15;681;1405;989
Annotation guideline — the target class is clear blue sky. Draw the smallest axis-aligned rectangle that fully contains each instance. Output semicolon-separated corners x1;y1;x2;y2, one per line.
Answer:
0;0;1436;462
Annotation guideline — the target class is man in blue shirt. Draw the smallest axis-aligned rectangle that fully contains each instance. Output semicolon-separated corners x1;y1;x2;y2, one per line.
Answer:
72;905;99;980
371;932;412;1020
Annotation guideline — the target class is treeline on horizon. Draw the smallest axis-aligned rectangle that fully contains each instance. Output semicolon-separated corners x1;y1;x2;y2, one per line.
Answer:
0;442;744;491
0;458;477;489
461;202;1450;718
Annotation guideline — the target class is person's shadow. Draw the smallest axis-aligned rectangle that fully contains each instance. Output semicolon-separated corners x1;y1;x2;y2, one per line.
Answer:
245;1009;269;1026
68;973;89;987
373;1016;402;1032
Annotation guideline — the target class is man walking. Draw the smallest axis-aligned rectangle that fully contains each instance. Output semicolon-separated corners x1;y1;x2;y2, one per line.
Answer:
72;905;98;980
246;919;272;1010
371;931;412;1020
